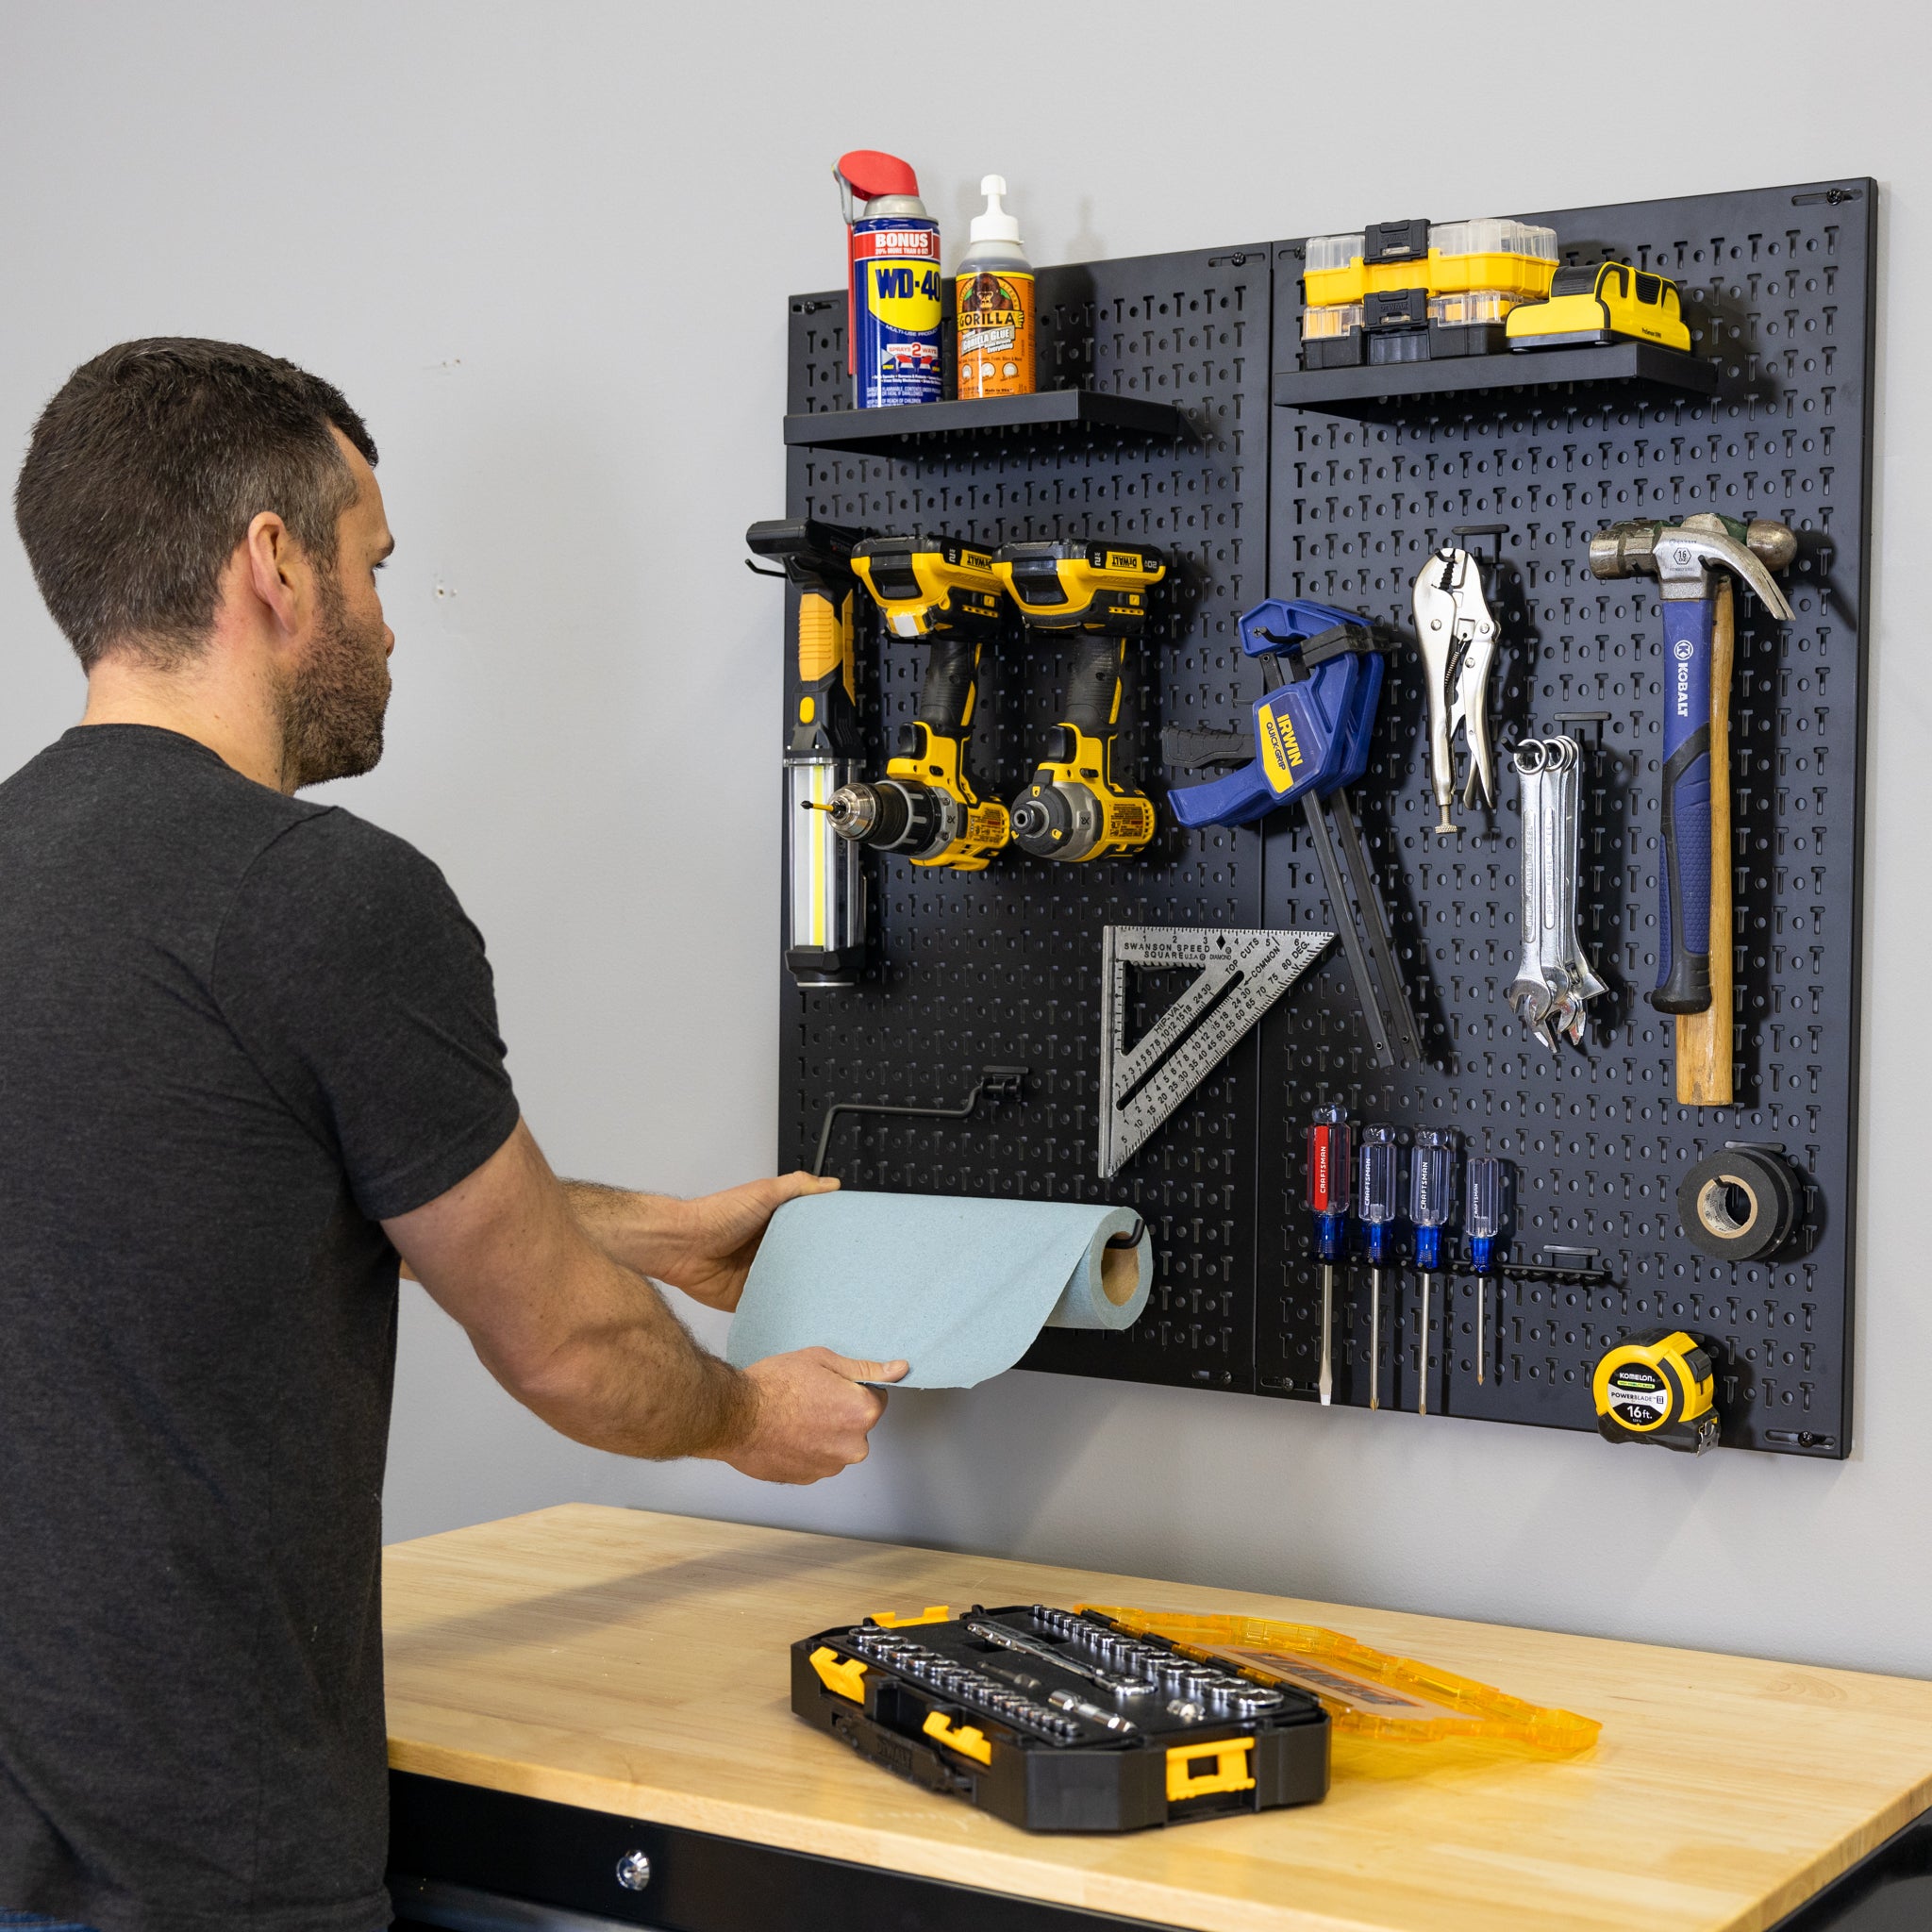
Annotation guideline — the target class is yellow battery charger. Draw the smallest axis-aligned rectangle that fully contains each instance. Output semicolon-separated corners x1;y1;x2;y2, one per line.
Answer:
1506;260;1691;352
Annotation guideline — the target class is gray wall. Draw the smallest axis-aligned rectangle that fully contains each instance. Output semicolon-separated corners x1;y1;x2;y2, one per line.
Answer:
5;2;1929;1676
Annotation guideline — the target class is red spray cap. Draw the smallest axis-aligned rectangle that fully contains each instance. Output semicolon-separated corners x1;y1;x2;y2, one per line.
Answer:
833;151;927;377
834;150;921;207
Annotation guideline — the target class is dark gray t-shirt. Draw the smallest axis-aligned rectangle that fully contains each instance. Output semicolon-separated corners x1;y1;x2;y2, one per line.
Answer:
0;725;521;1932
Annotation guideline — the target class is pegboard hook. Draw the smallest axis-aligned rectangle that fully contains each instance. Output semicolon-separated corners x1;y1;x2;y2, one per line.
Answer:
810;1066;1030;1178
1451;522;1509;575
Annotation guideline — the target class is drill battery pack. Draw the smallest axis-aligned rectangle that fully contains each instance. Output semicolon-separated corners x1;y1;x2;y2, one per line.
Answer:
791;1603;1329;1832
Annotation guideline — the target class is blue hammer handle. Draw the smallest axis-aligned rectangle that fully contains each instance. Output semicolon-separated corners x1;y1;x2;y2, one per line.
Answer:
1654;597;1713;1013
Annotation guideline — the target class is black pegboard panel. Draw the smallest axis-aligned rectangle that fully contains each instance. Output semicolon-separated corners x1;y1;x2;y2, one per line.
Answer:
1257;179;1874;1454
781;245;1280;1391
776;179;1874;1453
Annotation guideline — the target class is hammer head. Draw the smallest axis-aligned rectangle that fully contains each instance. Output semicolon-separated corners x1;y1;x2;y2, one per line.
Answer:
1587;520;1663;583
1683;511;1799;573
1589;516;1795;620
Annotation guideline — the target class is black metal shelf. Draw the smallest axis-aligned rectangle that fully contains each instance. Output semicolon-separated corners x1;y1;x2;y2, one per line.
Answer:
1274;341;1717;420
783;388;1190;453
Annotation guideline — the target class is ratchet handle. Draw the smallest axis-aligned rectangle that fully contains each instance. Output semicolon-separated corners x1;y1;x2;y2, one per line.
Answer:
1062;634;1127;740
1653;595;1714;1014
917;636;981;739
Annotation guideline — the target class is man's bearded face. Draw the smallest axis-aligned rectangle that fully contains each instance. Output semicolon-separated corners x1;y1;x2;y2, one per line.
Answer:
277;560;391;789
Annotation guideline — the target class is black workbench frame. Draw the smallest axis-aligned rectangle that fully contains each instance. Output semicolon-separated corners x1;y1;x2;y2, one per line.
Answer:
388;1771;1181;1930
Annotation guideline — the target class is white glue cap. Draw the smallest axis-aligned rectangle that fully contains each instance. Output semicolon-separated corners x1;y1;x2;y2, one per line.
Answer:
970;175;1022;244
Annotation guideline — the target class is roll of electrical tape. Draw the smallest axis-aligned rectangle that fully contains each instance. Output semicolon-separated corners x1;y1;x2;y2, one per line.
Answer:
1676;1149;1801;1261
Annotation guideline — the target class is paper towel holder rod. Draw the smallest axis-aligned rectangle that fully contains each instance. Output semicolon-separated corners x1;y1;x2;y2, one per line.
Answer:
810;1066;1030;1178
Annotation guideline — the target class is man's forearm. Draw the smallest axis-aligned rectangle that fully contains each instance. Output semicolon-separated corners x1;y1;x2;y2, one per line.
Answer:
391;1124;888;1482
505;1253;758;1461
560;1178;688;1277
560;1169;826;1315
391;1125;757;1461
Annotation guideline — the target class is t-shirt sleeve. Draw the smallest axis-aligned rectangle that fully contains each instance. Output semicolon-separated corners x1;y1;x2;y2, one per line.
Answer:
211;808;521;1221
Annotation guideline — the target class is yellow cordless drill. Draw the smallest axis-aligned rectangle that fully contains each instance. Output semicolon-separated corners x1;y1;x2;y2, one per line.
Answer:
992;540;1165;861
819;534;1010;870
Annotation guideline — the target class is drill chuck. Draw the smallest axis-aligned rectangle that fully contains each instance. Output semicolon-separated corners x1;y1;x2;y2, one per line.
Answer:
824;778;930;853
822;776;992;865
822;780;885;841
1010;778;1105;860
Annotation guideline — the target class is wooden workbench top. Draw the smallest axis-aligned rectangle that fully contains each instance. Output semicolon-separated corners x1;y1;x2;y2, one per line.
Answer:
383;1505;1932;1932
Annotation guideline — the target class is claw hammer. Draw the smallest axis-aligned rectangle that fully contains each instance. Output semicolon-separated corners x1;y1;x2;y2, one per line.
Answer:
1588;515;1794;1022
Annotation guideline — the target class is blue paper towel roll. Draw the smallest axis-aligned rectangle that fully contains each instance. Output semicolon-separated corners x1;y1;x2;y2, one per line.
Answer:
724;1192;1152;1388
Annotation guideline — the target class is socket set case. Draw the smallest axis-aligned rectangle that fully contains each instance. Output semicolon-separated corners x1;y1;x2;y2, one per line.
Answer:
792;1604;1329;1832
777;178;1874;1458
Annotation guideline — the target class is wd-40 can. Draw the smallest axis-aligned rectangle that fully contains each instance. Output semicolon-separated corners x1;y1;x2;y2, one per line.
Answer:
834;149;942;408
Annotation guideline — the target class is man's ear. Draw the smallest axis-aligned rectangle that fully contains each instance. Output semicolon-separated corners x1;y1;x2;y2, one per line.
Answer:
241;510;308;639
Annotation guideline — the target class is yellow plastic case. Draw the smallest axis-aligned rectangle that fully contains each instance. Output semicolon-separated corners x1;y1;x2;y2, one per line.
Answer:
1078;1605;1600;1755
1304;218;1557;309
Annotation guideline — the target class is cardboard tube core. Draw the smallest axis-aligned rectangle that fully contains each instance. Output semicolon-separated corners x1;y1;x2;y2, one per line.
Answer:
1100;1241;1141;1306
1698;1175;1760;1241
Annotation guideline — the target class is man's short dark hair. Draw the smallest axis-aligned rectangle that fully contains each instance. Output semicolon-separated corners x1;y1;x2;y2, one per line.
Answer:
13;339;377;672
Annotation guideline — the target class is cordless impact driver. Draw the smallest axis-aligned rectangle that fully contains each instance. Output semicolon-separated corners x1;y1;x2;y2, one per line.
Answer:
991;539;1165;861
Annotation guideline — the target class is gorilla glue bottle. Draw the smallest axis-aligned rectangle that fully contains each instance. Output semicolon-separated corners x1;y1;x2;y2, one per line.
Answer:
956;175;1035;400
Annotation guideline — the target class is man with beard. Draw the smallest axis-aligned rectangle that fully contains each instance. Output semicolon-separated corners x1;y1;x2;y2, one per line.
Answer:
0;340;905;1932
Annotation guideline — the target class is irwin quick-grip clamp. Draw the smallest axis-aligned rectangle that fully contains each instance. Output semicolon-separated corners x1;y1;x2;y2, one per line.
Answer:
1162;600;1424;1070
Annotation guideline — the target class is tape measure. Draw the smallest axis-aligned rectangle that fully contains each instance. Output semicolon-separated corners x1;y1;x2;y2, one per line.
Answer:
1591;1329;1719;1454
1676;1147;1802;1261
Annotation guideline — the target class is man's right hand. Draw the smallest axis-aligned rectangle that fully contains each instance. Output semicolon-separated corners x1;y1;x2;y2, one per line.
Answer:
722;1347;909;1484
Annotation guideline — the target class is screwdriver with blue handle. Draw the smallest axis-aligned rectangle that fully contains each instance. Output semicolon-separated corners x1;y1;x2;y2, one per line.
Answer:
1465;1154;1507;1389
1357;1125;1402;1412
1305;1105;1352;1407
1587;515;1793;1014
1408;1128;1459;1416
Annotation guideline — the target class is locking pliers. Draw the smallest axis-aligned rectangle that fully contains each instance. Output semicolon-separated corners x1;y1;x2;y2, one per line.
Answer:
1409;546;1500;835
